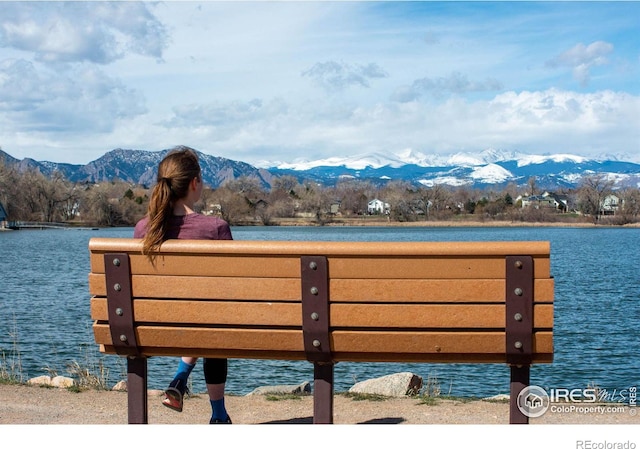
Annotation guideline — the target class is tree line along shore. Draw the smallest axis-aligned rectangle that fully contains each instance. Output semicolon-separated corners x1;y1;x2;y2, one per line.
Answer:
1;158;638;228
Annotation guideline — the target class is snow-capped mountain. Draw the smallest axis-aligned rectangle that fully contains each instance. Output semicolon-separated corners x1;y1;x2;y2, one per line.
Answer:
266;149;640;189
272;149;596;170
1;148;639;190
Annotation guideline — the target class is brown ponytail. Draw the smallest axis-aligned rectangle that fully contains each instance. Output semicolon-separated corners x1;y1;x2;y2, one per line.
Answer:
141;146;201;260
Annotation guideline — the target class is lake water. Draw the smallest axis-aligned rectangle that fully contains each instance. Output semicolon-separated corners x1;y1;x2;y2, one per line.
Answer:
0;225;638;398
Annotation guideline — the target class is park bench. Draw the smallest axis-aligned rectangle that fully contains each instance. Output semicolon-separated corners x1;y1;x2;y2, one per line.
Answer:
88;238;554;424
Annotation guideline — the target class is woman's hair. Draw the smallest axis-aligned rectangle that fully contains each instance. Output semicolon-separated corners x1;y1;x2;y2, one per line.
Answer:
141;146;201;258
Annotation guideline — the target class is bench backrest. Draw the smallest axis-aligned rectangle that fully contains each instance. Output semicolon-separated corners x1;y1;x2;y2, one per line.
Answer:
89;238;553;365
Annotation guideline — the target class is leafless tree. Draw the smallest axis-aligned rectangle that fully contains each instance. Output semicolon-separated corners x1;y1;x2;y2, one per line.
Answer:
527;177;538;196
335;180;376;216
380;181;416;221
0;158;20;219
36;171;78;222
210;185;252;225
577;174;616;223
82;185;118;226
271;175;300;196
267;176;300;218
298;180;333;224
619;187;640;219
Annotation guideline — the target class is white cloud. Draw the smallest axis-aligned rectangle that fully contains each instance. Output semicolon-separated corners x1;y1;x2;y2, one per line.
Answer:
0;59;146;133
546;41;614;86
167;99;267;128
131;88;638;166
392;72;504;102
0;2;168;64
302;60;389;91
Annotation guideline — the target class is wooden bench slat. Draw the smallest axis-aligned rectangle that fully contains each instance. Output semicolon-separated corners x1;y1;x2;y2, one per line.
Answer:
91;298;553;329
92;325;553;363
332;330;553;363
89;273;301;300
331;303;554;329
337;278;554;302
89;274;554;303
89;238;551;257
90;253;550;279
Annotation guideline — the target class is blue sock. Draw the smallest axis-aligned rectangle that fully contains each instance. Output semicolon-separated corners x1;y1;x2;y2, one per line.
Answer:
210;398;228;421
173;360;195;383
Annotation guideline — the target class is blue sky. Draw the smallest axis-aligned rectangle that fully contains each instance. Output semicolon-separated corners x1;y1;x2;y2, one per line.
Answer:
0;1;639;166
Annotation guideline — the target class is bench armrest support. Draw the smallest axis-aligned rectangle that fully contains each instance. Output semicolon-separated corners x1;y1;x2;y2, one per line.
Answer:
105;254;140;356
301;256;332;363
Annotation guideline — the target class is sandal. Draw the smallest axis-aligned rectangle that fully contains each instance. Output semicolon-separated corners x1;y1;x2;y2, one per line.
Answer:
162;379;189;412
162;387;184;412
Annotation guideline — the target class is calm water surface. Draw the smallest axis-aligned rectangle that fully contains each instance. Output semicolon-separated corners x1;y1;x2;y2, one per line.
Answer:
0;225;638;397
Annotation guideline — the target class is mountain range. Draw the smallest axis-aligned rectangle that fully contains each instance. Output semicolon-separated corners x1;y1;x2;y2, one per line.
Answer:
1;147;639;191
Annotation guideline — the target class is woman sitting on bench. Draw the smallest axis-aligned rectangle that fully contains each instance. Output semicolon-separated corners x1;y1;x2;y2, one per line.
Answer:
134;146;234;424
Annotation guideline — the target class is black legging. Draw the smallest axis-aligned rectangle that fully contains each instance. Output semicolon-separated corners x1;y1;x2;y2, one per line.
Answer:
203;358;227;384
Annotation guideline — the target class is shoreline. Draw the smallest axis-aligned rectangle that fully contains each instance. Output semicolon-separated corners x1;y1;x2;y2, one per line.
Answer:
266;220;640;230
320;219;640;228
14;218;638;229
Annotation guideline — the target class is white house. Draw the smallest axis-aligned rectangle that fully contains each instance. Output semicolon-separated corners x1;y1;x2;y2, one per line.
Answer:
601;194;621;215
368;199;390;215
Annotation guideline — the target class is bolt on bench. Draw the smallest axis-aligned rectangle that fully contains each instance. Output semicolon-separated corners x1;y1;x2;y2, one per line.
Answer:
88;238;554;424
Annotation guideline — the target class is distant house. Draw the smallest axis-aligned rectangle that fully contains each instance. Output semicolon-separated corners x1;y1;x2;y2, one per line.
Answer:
601;194;621;215
368;199;390;215
0;202;8;227
520;194;554;209
520;192;568;212
205;203;223;216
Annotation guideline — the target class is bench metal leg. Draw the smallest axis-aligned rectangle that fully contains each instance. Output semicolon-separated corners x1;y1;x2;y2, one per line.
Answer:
313;363;334;424
509;365;530;424
127;356;148;424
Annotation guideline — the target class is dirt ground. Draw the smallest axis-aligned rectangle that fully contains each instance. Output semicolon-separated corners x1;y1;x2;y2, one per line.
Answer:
1;383;637;425
3;384;637;449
